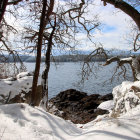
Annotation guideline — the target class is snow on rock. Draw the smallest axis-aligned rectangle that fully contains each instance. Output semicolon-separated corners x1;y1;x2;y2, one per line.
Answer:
111;81;140;117
16;71;34;79
0;72;40;104
98;100;114;111
0;103;140;140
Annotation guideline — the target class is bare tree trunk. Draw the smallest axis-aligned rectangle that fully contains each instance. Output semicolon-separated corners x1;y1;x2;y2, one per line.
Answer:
31;0;54;106
101;0;140;30
0;0;8;23
41;23;56;110
30;0;47;106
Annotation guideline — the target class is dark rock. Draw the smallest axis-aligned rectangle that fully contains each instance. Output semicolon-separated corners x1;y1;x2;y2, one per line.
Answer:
49;89;112;124
99;93;113;101
9;94;25;103
50;89;87;102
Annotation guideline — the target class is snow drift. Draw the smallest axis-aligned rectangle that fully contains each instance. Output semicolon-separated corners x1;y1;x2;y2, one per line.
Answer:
0;102;140;140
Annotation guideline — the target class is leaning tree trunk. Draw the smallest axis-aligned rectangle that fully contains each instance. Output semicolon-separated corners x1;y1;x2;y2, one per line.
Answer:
0;0;8;23
40;25;56;110
101;0;140;30
30;0;47;106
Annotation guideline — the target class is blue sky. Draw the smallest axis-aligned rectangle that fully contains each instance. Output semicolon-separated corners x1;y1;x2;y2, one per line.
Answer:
102;25;117;33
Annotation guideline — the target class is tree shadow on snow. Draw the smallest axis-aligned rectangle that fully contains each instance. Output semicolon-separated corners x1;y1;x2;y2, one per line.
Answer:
32;108;82;139
82;130;140;140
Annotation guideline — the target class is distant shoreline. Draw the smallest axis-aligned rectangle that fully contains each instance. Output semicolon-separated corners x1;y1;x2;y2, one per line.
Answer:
1;53;136;63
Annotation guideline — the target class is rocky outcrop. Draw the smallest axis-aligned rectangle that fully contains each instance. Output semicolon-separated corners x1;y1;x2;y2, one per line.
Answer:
49;89;113;124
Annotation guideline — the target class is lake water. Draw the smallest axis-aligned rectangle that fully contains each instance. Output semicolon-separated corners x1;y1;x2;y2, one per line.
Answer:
24;62;133;99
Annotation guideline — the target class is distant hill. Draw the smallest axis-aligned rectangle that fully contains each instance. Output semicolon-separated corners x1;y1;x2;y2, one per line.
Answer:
0;50;139;63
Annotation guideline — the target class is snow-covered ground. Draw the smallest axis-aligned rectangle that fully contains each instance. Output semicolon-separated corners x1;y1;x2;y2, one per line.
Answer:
0;103;140;140
97;100;114;111
0;73;140;140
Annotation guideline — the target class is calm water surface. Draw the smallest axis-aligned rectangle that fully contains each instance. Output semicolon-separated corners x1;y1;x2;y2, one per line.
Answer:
24;62;133;98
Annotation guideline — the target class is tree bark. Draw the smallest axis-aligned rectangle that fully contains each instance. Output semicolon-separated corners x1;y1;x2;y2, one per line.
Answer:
101;0;140;30
0;0;8;23
30;0;47;106
41;24;56;109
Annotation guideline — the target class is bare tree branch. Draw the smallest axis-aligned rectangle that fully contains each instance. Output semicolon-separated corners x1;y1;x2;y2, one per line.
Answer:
134;33;140;51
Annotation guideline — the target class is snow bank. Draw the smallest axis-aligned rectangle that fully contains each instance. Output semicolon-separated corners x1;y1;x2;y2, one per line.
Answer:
111;81;140;117
0;103;140;140
0;103;81;140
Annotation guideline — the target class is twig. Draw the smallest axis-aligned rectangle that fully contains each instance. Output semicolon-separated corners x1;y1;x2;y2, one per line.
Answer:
5;91;11;104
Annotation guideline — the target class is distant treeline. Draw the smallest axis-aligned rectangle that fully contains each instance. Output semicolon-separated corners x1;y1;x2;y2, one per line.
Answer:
0;53;138;63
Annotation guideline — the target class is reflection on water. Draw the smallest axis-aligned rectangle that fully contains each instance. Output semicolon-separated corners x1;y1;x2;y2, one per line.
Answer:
24;62;133;99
